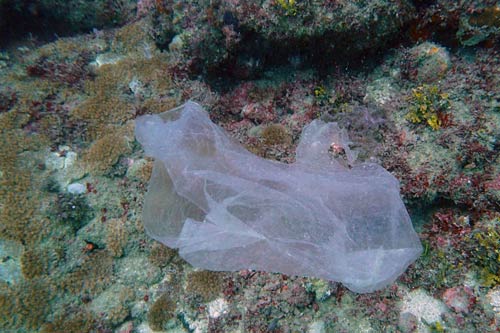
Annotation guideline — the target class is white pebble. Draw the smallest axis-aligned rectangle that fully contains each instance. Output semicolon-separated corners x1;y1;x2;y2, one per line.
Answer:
67;183;86;194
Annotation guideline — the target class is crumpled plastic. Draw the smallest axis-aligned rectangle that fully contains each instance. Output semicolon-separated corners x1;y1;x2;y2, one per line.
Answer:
135;101;422;293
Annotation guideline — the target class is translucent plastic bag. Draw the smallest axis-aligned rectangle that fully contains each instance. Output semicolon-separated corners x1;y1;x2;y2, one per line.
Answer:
135;101;422;293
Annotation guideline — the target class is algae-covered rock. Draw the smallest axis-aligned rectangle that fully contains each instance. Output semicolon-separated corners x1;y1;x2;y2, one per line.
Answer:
0;0;136;45
151;0;415;75
404;42;451;83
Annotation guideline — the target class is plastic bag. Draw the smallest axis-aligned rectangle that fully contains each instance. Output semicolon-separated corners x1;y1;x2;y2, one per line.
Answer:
135;101;422;293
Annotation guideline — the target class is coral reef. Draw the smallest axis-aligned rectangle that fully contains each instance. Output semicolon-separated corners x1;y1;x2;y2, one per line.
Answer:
40;311;97;333
61;251;114;296
20;248;49;279
71;51;178;140
261;123;292;145
0;278;54;330
82;127;133;175
0;1;499;332
147;293;177;331
106;218;128;258
0;124;47;245
186;271;225;302
148;242;178;268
